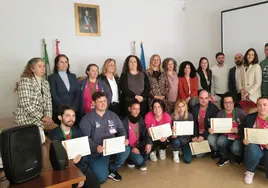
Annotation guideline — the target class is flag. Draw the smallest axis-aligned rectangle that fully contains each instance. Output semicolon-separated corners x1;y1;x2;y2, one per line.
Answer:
56;39;60;55
42;39;51;79
131;41;137;56
140;42;146;70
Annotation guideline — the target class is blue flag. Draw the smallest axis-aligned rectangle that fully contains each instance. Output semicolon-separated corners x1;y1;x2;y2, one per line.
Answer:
140;43;146;70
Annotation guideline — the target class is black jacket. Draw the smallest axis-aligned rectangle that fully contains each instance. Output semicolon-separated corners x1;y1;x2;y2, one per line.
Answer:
197;69;212;93
99;74;121;104
191;102;219;139
228;66;237;94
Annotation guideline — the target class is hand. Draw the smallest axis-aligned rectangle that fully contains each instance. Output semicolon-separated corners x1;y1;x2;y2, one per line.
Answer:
197;136;204;142
265;145;268;149
172;135;177;139
231;127;238;134
42;116;53;125
97;145;103;153
154;96;161;100
124;139;129;146
159;96;165;100
135;95;143;102
145;144;152;154
160;137;166;142
185;97;191;103
77;181;84;188
73;154;82;164
172;127;177;138
192;137;198;142
132;147;140;154
208;128;214;134
243;139;249;145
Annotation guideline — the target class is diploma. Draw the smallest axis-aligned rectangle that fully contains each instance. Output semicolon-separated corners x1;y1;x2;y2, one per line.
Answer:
103;136;125;156
244;128;268;145
173;121;194;136
210;118;232;133
149;123;172;141
189;140;211;155
62;136;91;160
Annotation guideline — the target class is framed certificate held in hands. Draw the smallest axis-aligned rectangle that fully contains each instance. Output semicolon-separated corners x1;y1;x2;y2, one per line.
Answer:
173;121;194;136
103;136;125;156
148;123;172;141
210;118;232;133
244;128;268;145
189;140;211;155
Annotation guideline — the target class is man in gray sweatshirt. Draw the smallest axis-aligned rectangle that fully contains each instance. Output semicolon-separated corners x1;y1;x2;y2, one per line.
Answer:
79;91;130;184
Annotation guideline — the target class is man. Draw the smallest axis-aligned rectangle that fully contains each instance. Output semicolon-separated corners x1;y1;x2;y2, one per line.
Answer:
228;53;243;102
191;90;219;158
260;43;268;97
49;105;100;188
211;52;230;100
242;97;268;185
79;92;130;184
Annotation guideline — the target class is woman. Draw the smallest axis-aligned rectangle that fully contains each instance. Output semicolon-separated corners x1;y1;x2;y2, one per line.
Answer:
99;58;121;116
162;58;179;114
196;57;212;93
48;54;79;125
214;92;246;167
120;55;150;117
170;100;193;164
239;48;262;104
78;64;110;119
14;57;53;143
144;99;171;161
147;54;169;111
122;99;152;171
178;61;199;109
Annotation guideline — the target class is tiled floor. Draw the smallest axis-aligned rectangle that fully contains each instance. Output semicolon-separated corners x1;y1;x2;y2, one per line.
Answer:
102;151;267;188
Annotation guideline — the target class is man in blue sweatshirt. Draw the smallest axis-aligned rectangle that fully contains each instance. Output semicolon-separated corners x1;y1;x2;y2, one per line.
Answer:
79;91;130;184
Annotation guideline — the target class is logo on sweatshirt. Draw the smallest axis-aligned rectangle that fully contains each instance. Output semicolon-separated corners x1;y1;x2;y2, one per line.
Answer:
96;122;100;128
108;120;114;127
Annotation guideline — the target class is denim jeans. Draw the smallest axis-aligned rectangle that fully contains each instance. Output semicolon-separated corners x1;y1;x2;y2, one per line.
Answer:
244;144;268;177
128;146;149;167
171;137;192;164
87;146;130;183
207;134;219;151
217;135;243;158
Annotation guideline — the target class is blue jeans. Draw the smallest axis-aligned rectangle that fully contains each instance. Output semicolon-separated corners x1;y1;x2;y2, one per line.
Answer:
171;137;192;164
207;134;219;151
128;147;149;167
244;144;268;177
217;135;243;158
87;146;130;183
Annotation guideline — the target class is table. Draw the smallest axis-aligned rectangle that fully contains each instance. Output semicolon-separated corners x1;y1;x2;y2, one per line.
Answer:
0;137;86;188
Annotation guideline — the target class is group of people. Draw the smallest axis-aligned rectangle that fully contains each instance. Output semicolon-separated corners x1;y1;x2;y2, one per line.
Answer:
12;43;268;187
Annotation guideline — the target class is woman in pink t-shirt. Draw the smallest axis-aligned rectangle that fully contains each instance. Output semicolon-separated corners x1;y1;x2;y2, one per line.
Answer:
144;99;172;161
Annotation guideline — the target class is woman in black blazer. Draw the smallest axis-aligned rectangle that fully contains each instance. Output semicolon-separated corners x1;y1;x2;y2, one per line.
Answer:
99;58;121;116
48;54;79;125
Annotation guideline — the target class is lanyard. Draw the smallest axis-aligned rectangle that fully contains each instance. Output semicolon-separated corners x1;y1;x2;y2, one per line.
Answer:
198;109;206;124
88;78;98;95
223;108;236;121
62;129;72;140
129;121;139;139
255;116;268;128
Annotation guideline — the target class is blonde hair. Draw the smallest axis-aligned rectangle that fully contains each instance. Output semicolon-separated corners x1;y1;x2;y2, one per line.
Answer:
148;54;162;71
173;99;188;120
101;58;117;77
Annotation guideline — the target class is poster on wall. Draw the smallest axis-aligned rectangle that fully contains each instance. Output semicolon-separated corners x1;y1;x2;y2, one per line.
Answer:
74;3;101;36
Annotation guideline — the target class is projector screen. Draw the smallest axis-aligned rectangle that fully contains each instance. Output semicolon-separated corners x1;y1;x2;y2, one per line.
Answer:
221;1;268;64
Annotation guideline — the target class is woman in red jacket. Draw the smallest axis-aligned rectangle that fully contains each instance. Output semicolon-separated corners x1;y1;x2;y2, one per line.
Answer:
178;61;198;109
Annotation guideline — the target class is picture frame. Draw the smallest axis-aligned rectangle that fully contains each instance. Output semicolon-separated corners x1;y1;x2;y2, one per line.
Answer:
74;3;101;36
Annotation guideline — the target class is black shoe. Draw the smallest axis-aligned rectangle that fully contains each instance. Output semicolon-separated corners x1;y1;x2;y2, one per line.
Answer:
234;156;243;165
108;170;122;182
217;158;230;167
211;151;219;160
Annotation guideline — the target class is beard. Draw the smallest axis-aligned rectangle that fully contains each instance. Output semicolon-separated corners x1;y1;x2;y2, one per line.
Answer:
235;60;243;66
62;120;74;127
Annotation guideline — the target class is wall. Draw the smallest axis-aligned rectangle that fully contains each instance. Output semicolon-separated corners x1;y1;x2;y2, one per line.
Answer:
0;0;184;117
182;0;267;65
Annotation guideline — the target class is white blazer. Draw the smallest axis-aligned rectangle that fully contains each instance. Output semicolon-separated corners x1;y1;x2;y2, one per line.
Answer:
239;64;262;103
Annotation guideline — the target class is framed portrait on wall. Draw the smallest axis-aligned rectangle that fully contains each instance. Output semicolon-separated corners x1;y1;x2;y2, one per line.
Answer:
74;3;101;36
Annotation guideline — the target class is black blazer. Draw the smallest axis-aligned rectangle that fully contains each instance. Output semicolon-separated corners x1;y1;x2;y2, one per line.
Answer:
48;73;79;113
197;69;212;93
99;74;121;103
191;102;219;139
240;112;258;139
228;66;237;94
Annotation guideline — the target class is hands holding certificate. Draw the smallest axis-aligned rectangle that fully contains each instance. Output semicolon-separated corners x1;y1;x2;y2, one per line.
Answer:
192;136;204;142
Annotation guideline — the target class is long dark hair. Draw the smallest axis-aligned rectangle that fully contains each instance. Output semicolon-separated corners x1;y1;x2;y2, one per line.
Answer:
53;54;70;73
197;57;211;79
243;48;259;67
178;61;196;78
121;55;143;74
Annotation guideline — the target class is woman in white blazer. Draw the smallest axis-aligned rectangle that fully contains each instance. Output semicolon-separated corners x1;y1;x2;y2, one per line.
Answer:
239;48;262;103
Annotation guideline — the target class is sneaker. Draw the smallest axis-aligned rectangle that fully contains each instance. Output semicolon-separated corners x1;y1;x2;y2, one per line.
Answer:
108;170;122;182
173;151;180;163
244;171;254;184
159;149;166;160
234;156;243;165
139;166;147;171
127;163;135;168
150;151;158;162
179;149;183;155
217;158;230;167
211;151;219;160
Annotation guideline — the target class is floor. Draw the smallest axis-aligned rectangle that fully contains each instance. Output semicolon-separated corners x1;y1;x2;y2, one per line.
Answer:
102;150;267;188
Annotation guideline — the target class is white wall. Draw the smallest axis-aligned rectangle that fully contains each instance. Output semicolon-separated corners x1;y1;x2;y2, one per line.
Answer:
182;0;267;66
0;0;184;117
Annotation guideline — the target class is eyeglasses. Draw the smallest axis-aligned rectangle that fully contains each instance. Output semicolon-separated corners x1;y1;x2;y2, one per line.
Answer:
224;102;234;105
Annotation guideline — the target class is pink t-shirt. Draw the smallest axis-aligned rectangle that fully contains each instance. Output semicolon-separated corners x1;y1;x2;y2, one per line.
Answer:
198;108;206;133
225;113;240;140
83;81;99;114
128;121;139;147
253;116;268;149
144;112;172;129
